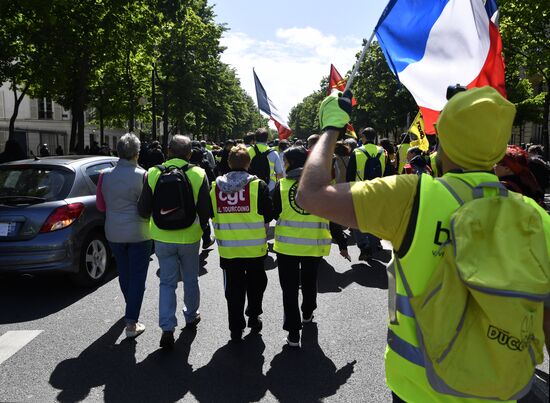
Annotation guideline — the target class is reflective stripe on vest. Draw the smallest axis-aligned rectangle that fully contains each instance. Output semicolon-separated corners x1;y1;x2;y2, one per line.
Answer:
276;219;330;230
213;222;265;230
354;144;386;181
210;179;267;259
274;235;331;246
147;158;205;244
274;178;332;257
387;329;425;367
386;172;511;403
217;238;266;247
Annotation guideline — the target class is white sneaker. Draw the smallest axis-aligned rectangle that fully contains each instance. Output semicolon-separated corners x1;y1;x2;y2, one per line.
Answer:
125;322;145;338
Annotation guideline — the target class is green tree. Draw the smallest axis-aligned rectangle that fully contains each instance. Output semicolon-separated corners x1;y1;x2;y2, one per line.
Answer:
351;42;417;140
500;0;550;152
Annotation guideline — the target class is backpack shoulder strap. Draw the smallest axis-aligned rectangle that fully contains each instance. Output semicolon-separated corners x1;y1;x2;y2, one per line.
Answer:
253;145;261;156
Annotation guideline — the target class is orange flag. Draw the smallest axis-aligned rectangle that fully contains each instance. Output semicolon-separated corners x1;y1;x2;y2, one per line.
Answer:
328;64;357;137
328;64;358;106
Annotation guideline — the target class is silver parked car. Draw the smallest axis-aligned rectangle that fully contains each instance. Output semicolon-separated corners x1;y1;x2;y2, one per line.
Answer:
0;156;118;286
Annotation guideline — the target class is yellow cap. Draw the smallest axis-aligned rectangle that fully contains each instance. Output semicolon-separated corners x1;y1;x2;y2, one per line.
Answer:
436;86;516;171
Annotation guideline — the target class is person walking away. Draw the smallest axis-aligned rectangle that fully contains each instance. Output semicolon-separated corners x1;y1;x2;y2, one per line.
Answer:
297;86;550;403
96;133;152;338
146;141;165;168
379;138;397;176
333;141;351;184
216;140;234;177
273;146;334;347
396;133;411;175
210;144;273;342
200;140;216;171
402;146;433;176
0;140;26;163
495;145;545;208
346;127;386;261
527;145;550;193
138;134;211;348
248;128;284;191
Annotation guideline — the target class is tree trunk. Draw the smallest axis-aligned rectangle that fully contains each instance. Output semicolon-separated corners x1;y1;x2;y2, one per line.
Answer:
125;51;135;132
543;90;549;160
70;110;77;152
162;85;169;152
8;83;28;140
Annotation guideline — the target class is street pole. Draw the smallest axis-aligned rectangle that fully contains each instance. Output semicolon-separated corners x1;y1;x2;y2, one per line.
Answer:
151;62;157;140
344;30;377;93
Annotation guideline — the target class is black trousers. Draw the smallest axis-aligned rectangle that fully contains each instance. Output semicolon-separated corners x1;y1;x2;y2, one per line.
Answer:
276;253;322;332
220;256;267;332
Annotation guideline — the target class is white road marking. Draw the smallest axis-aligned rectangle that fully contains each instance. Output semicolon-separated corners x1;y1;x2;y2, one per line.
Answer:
0;330;43;366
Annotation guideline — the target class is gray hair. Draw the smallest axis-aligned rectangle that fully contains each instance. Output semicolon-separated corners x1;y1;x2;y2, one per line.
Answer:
169;135;192;159
117;133;141;160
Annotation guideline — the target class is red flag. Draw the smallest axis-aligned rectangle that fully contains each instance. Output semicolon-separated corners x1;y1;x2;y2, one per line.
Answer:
328;64;357;106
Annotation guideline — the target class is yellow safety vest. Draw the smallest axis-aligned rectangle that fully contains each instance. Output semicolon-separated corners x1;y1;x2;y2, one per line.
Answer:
354;144;386;181
430;151;439;177
210;179;267;259
147;158;205;244
397;143;410;174
248;143;276;184
274;178;331;257
386;172;515;403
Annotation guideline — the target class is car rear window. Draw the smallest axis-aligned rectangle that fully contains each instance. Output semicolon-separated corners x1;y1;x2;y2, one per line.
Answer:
0;166;75;202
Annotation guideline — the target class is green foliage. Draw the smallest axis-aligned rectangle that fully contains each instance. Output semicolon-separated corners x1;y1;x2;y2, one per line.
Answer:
288;89;324;139
0;0;265;147
351;42;417;137
288;43;416;139
500;0;549;147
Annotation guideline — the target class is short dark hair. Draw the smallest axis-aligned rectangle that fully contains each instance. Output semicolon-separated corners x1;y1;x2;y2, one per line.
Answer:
255;128;269;143
360;127;377;143
243;132;255;145
283;146;308;170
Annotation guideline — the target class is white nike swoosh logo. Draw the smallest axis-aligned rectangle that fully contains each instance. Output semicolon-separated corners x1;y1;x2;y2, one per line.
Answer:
160;207;179;215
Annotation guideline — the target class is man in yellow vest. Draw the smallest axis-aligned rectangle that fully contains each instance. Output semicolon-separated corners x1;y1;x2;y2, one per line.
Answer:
138;134;212;349
273;146;343;347
396;133;411;174
211;144;273;342
298;87;550;402
248;128;284;191
346;127;387;261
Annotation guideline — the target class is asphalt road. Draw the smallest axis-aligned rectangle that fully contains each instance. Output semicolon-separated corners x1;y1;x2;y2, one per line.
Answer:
0;235;548;403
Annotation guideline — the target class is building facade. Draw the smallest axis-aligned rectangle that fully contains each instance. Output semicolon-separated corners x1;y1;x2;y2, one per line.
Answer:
0;82;125;157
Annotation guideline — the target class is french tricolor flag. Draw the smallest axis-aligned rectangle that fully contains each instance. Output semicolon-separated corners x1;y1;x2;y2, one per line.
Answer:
375;0;506;134
253;69;292;140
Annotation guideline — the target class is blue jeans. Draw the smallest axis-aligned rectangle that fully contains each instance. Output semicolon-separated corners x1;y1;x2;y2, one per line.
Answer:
155;241;201;331
109;240;153;325
352;229;381;252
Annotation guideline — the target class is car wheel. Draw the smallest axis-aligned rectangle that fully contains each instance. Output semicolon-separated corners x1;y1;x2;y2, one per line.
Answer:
72;231;111;287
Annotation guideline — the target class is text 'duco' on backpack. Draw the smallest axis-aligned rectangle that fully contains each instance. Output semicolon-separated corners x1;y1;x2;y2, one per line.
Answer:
394;178;550;401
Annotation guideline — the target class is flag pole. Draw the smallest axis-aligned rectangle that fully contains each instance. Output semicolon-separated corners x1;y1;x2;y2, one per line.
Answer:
344;30;377;93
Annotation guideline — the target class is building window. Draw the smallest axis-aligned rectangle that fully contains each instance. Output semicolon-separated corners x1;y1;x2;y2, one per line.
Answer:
38;98;53;120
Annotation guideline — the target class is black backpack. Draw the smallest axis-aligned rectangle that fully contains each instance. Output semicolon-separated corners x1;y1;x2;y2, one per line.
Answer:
359;147;383;180
249;145;273;184
151;164;197;230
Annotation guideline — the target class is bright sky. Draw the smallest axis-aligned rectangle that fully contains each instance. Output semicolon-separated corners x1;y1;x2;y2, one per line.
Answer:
213;0;389;122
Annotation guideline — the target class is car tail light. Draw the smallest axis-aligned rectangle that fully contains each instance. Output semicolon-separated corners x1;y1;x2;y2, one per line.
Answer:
40;203;85;233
